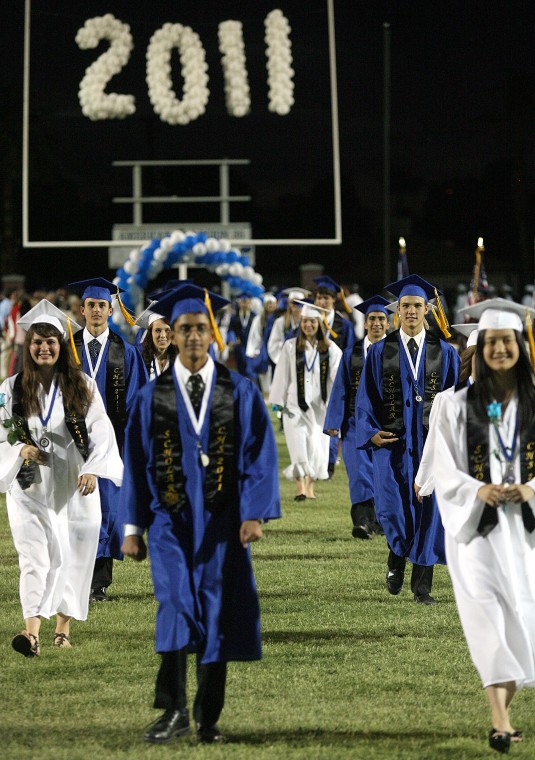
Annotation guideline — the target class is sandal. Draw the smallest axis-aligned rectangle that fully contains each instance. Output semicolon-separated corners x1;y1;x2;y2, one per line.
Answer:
12;630;40;657
510;730;523;743
489;728;511;754
53;632;72;648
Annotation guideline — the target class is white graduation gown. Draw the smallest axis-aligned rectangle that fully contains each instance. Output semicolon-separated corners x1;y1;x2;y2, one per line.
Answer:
433;388;535;689
269;338;341;480
0;374;123;621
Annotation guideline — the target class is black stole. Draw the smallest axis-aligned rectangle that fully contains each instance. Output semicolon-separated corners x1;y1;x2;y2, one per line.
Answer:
12;373;89;490
153;362;235;516
74;331;127;428
381;331;442;436
296;346;329;412
331;312;345;349
349;341;365;418
466;385;535;535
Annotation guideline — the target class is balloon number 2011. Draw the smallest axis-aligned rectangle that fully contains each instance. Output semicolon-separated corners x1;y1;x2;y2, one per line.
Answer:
76;11;294;125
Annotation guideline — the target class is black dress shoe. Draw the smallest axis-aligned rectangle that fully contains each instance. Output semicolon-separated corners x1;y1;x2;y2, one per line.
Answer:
386;570;404;595
414;593;437;606
197;724;224;744
327;462;335;479
352;524;372;540
144;710;190;743
489;728;511;754
89;587;111;602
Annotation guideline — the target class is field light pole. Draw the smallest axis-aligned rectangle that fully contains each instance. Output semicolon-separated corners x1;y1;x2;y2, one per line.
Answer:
383;22;391;285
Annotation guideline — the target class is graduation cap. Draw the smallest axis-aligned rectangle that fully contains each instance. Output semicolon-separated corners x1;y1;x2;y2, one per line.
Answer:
262;292;277;303
135;304;167;330
280;287;310;301
312;276;353;314
385;274;451;338
312;275;340;294
17;299;83;364
458;298;535;332
293;299;338;338
451;323;479;348
384;274;439;303
68;277;136;327
154;284;229;351
354;295;391;317
68;277;123;303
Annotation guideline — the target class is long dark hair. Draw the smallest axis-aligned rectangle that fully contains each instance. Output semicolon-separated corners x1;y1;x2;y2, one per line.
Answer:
141;319;177;370
22;323;93;417
472;330;535;426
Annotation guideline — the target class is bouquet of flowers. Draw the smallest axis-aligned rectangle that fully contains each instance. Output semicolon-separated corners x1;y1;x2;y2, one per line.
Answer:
0;393;28;445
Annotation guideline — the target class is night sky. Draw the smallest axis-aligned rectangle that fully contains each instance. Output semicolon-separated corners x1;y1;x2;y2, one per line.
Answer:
1;0;534;300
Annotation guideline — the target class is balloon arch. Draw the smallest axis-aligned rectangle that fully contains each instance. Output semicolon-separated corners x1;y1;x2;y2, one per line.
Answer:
111;229;265;331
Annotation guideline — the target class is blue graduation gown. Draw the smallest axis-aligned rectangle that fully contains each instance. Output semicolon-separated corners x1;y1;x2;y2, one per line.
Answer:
324;343;374;504
229;312;257;378
80;335;148;559
355;333;460;565
119;368;281;662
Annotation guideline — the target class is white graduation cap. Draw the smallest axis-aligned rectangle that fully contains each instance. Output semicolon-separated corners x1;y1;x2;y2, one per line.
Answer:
451;323;479;348
135;302;167;331
292;299;330;319
458;298;535;333
281;287;311;302
17;298;82;339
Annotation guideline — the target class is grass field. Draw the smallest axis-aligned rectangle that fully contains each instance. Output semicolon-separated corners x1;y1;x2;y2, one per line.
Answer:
1;418;534;759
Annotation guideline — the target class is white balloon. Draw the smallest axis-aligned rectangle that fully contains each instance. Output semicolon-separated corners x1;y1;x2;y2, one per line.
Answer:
216;264;230;276
154;248;167;262
205;237;220;252
229;262;243;277
219;239;231;252
123;260;132;274
193;242;207;256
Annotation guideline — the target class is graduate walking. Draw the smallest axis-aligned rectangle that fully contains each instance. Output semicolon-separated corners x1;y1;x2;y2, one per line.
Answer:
0;301;122;656
432;299;535;754
324;296;390;538
119;284;281;745
269;301;341;500
68;278;148;601
355;275;460;604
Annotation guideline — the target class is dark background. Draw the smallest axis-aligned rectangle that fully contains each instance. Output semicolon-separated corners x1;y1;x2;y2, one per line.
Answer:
1;0;534;302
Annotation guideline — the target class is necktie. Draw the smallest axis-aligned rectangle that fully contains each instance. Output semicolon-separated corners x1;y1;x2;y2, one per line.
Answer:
88;338;101;367
186;374;205;417
407;337;418;366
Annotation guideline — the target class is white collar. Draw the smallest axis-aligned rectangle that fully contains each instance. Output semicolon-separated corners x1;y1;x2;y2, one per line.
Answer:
364;334;385;356
83;327;109;346
399;328;425;347
174;355;214;435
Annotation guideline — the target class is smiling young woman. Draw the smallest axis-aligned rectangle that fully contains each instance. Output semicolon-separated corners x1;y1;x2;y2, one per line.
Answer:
0;300;123;658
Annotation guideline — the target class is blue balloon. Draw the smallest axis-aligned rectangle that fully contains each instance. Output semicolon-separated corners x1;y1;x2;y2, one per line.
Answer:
227;250;239;263
239;256;250;267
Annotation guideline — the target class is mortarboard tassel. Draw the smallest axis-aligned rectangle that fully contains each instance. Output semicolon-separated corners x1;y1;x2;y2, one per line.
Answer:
431;288;452;339
322;316;338;339
116;288;137;327
204;289;226;352
526;309;535;372
67;316;81;365
338;289;352;315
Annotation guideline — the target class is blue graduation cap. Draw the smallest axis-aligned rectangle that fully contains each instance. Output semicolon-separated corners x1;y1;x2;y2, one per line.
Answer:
384;274;440;303
354;295;391;317
155;283;229;350
385;274;452;338
147;279;192;301
68;278;123;303
312;275;340;294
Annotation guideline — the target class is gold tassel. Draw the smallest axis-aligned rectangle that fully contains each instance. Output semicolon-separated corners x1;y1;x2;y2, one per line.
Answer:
67;316;81;365
526;309;535;372
322;316;338;339
393;313;400;330
339;289;352;315
204;289;225;352
431;288;452;339
116;289;137;327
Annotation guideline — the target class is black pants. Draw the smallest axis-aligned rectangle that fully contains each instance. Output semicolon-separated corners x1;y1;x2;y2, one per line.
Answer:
91;556;113;591
387;548;434;596
155;649;227;728
351;499;376;529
